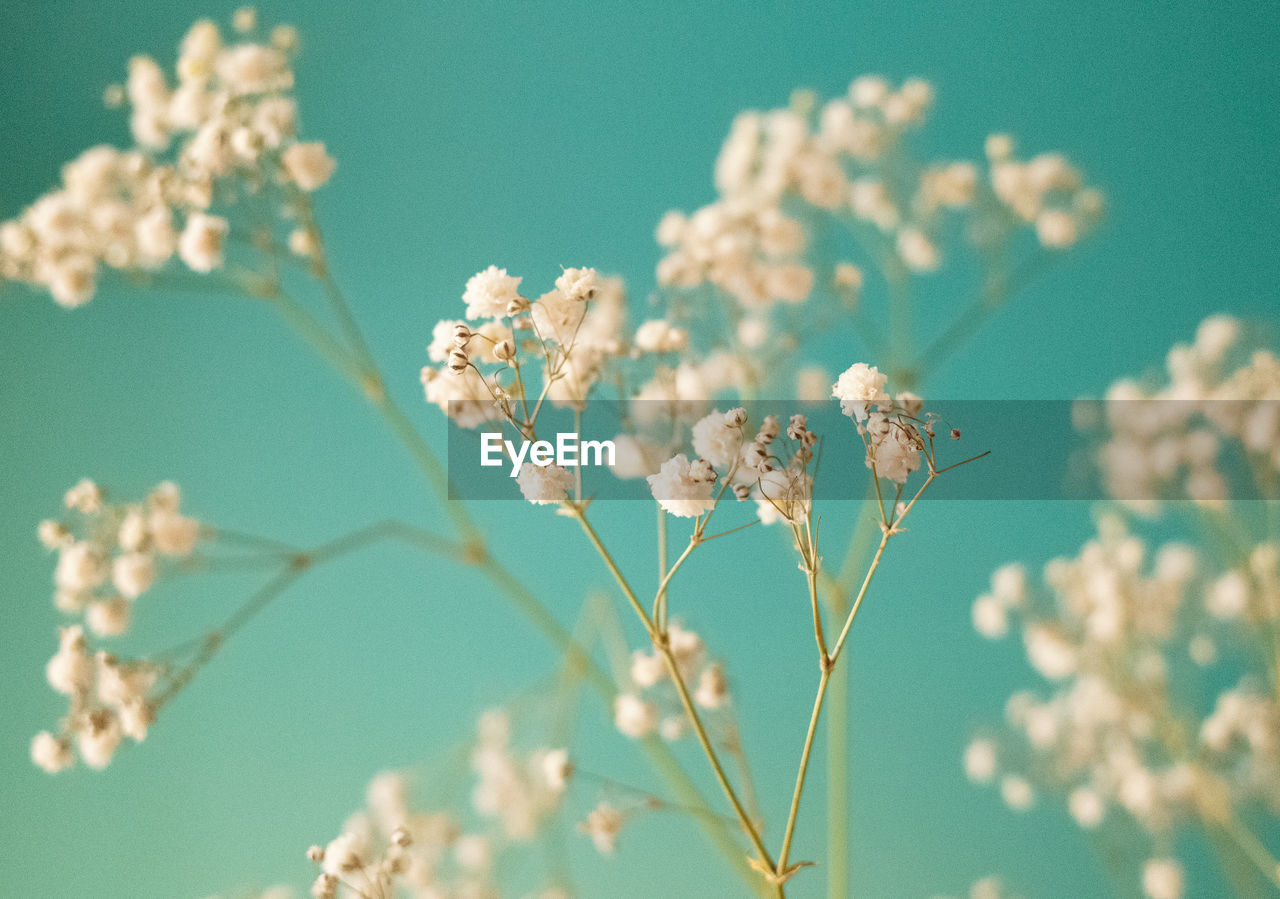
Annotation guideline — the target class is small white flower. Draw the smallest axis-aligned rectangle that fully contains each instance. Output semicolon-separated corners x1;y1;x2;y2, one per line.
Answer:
515;463;574;505
613;693;658;739
111;551;155;599
629;650;665;689
1000;774;1034;811
178;212;228;273
971;594;1008;639
540;748;572;793
963;738;997;784
691;409;745;468
55;542;108;592
694;664;728;709
1024;624;1077;679
463;266;522;320
282;141;335;191
1068;787;1105;829
832;362;890;421
634;319;688;353
554;267;599;304
30;731;74;774
86;597;132;637
581;802;624;854
646;454;717;518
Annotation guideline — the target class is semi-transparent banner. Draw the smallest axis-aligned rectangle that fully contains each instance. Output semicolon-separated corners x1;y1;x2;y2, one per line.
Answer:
444;400;1280;502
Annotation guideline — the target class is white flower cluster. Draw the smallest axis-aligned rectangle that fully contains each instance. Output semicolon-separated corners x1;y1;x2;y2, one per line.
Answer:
39;479;200;634
654;76;1102;323
645;406;821;524
615;622;732;742
471;709;571;842
967;514;1280;898
307;709;570;899
1083;314;1280;511
832;362;935;485
33;627;159;772
0;11;332;307
31;479;200;773
422;266;629;430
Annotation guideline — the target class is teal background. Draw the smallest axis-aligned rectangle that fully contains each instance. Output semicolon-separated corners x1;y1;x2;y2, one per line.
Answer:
2;1;1278;896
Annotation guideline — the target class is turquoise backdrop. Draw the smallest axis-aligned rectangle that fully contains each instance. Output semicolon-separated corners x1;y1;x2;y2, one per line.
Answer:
2;2;1277;896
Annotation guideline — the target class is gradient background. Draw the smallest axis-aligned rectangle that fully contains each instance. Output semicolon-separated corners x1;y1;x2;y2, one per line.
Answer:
2;2;1278;896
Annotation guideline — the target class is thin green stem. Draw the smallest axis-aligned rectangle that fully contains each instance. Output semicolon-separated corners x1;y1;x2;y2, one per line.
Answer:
777;668;831;874
569;504;775;885
657;642;777;879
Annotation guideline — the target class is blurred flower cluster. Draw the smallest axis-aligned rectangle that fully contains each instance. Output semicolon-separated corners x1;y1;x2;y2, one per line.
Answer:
31;479;201;772
306;708;572;899
0;11;331;307
1080;314;1280;510
968;317;1280;898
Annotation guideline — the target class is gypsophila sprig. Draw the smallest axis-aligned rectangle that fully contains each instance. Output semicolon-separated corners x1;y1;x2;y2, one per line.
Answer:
0;13;334;307
8;16;1130;894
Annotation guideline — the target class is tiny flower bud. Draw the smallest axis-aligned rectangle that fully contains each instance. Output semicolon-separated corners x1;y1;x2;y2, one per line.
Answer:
950;428;961;440
724;407;748;429
896;391;924;416
744;442;769;470
787;414;808;442
306;845;325;863
494;338;516;361
506;295;530;317
756;415;781;444
452;323;472;347
447;347;469;374
733;483;751;501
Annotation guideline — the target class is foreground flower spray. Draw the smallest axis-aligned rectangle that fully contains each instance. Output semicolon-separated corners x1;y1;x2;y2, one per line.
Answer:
9;9;1272;899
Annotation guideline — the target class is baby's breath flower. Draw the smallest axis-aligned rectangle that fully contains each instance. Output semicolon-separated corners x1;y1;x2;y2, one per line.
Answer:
463;265;522;320
282;141;336;191
515;463;574;505
1000;774;1034;811
178;212;228;272
691;408;746;468
963;737;997;784
554;266;599;304
613;693;658;739
1142;858;1184;899
580;802;625;854
832;362;890;421
646;454;717;518
633;318;688;354
30;731;75;774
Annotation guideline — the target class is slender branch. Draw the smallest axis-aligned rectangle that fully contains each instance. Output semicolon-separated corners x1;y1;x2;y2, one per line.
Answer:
657;640;777;878
777;668;831;873
569;506;656;637
568;503;776;883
